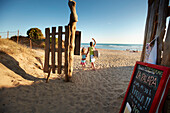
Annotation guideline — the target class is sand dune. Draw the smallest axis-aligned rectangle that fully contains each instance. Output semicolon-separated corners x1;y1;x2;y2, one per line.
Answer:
0;39;141;113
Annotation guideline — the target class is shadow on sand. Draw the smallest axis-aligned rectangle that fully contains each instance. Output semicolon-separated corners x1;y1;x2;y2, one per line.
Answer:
0;65;135;113
0;51;44;81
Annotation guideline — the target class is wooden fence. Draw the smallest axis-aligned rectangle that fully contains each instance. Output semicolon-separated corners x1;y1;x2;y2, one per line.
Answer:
43;26;81;82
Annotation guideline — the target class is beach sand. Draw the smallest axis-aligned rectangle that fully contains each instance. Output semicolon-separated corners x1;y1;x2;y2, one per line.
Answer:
0;39;141;113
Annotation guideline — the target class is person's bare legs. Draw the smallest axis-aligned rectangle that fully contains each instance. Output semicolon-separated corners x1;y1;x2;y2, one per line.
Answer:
91;62;95;70
82;64;86;70
82;65;84;70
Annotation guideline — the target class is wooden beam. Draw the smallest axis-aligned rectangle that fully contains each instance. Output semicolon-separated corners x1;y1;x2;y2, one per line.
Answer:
55;48;65;52
161;20;170;67
68;22;76;77
68;0;78;77
161;21;170;113
168;6;170;17
58;26;62;74
155;0;169;65
47;65;64;69
64;26;70;82
30;39;32;49
140;1;159;61
49;48;65;52
46;66;52;83
43;28;50;73
148;0;154;6
51;27;56;73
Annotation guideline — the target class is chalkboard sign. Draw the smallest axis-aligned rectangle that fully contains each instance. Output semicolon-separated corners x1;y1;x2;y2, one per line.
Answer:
119;61;170;113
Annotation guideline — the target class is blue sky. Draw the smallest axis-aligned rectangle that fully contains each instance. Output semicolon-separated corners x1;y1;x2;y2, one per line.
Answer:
0;0;148;44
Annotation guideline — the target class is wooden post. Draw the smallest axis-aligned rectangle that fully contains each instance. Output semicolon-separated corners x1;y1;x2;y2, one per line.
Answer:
51;27;56;73
69;22;76;77
7;31;9;39
65;26;70;82
158;2;170;112
140;0;159;62
46;66;52;83
168;6;170;17
161;20;170;67
74;31;81;55
161;20;170;113
44;28;50;73
68;0;78;77
30;38;32;49
155;0;169;65
58;26;62;74
17;30;19;44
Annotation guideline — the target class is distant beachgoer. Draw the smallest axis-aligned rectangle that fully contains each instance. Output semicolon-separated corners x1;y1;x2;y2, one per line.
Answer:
80;47;86;70
86;38;96;70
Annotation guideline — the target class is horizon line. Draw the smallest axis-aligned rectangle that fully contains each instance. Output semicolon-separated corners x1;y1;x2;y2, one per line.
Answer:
81;42;143;45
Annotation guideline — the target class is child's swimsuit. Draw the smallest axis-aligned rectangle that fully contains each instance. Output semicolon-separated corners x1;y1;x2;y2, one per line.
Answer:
81;54;86;65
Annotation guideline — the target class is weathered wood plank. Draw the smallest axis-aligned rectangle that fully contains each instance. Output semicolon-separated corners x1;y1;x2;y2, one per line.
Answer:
55;48;65;52
68;23;76;77
48;65;64;69
140;1;159;61
46;66;52;83
74;31;81;55
30;39;32;49
168;6;170;17
43;28;50;73
51;27;56;73
148;0;154;6
155;0;169;65
161;20;170;67
156;1;170;113
68;0;78;77
65;26;70;82
58;26;62;74
161;21;170;111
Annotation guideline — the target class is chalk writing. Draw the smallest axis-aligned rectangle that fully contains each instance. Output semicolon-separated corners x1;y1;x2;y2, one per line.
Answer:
143;97;151;110
122;64;163;113
133;105;140;113
138;65;163;75
132;85;144;104
136;71;158;88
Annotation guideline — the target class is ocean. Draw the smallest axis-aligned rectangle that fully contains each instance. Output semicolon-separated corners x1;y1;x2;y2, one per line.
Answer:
81;43;143;51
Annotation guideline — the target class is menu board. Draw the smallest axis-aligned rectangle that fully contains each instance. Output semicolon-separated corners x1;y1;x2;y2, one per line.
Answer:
119;61;170;113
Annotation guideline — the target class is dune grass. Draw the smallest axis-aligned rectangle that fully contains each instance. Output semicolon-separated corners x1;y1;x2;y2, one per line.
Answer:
0;39;36;56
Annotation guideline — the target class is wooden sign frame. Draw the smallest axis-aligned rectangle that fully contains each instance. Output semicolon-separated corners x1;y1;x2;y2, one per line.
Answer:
119;61;170;113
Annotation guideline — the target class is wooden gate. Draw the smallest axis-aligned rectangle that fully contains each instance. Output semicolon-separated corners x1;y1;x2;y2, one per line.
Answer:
43;26;70;82
43;26;81;82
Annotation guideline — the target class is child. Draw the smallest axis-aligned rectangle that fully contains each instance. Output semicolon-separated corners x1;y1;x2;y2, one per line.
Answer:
86;38;96;70
80;47;86;70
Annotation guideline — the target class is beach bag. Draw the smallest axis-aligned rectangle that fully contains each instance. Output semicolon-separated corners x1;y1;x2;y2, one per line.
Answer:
94;50;100;58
